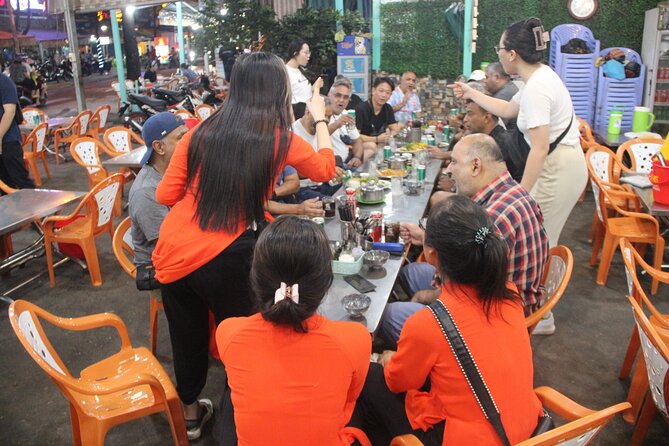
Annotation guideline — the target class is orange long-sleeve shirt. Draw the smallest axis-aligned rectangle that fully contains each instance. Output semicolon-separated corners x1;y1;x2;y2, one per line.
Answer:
152;129;335;283
216;313;371;446
385;283;543;445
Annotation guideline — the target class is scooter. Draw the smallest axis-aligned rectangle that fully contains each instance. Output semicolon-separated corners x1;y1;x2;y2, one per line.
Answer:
118;93;194;127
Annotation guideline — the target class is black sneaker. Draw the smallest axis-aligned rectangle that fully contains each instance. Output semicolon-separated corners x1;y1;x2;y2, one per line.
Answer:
185;398;214;440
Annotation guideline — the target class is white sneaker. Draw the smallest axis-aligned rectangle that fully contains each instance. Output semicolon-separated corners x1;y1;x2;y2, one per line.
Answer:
186;398;214;440
532;311;556;336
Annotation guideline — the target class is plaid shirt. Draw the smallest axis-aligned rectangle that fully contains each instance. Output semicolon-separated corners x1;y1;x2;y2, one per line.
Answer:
471;171;549;315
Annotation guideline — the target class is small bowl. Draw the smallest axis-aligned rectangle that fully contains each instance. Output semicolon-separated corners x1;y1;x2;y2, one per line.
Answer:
341;294;371;318
363;250;390;269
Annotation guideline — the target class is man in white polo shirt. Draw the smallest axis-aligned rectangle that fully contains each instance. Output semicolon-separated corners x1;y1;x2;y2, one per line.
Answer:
327;77;376;168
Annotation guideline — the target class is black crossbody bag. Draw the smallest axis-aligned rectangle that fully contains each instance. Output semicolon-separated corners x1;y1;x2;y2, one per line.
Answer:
505;114;574;182
428;300;554;446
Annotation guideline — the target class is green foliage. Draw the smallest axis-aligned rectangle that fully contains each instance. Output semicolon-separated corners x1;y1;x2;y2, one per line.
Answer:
193;0;278;52
194;1;369;69
380;0;659;79
380;0;461;79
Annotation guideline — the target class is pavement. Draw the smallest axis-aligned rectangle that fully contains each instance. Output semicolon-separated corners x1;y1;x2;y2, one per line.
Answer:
0;83;667;444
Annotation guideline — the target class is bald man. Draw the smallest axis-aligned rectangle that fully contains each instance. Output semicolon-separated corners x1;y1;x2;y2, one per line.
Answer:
381;134;551;344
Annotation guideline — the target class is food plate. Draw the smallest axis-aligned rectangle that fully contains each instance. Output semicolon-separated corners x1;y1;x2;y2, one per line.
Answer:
377;169;408;179
357;193;386;205
399;142;428;153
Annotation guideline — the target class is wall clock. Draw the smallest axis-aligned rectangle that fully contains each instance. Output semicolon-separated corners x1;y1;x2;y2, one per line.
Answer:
567;0;598;21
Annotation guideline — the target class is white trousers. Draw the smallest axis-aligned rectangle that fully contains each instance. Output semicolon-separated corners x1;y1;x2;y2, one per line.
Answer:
530;143;588;247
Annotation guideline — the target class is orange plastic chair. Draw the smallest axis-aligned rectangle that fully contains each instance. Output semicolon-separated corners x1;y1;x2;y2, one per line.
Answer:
53;110;93;165
21;107;46;129
616;138;663;174
112;217;164;355
211;75;228;100
617;238;669;424
22;122;50;186
576;117;599;153
626;295;669;446
8;299;188;446
87;104;111;139
194;104;215;121
584;146;628;259
173;109;195;121
42;173;124;287
69;137;112;189
391;387;630;446
103;126;144;157
594;181;664;294
526;246;573;334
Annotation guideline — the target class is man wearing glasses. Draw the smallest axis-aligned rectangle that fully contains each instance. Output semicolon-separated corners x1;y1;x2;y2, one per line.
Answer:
327;76;375;168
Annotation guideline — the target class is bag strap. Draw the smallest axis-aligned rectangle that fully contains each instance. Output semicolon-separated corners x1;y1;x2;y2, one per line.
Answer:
428;300;512;446
548;113;574;153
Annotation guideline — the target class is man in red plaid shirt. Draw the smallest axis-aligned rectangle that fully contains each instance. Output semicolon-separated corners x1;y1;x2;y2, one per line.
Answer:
380;134;550;345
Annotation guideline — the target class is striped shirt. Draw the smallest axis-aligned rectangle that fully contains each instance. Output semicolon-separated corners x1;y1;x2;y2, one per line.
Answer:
471;171;549;314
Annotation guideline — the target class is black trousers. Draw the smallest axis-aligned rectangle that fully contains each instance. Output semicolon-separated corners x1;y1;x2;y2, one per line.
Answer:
349;363;445;446
161;230;256;405
0;140;35;189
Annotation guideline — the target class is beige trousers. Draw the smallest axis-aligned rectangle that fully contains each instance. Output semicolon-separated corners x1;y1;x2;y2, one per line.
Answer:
530;143;588;247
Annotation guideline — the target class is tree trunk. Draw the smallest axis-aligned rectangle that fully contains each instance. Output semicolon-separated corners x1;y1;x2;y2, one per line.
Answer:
6;1;19;54
22;0;33;35
122;12;141;80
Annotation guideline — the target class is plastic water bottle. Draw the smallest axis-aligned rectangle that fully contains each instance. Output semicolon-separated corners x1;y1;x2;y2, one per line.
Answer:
389;135;397;152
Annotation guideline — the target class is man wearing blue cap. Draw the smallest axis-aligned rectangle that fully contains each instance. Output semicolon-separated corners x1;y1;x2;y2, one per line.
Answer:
129;112;188;270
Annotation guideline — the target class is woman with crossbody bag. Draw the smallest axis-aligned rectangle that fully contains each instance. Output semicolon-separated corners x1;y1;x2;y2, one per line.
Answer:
450;18;587;249
349;196;544;445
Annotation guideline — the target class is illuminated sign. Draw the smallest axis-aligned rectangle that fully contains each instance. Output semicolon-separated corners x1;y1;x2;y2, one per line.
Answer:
10;0;46;11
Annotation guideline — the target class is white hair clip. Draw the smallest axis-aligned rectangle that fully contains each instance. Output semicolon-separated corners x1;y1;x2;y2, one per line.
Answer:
274;282;299;304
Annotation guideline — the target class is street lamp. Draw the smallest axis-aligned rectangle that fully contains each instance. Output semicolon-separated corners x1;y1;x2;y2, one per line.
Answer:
126;5;136;15
100;25;108;31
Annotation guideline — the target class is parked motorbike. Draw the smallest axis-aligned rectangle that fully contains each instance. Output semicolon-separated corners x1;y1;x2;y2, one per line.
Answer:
118;92;195;127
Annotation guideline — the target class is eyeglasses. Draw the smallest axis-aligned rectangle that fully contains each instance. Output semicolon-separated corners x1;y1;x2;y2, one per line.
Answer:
494;45;508;53
333;93;350;100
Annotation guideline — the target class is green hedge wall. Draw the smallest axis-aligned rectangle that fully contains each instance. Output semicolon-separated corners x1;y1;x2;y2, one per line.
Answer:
380;0;460;79
381;0;660;79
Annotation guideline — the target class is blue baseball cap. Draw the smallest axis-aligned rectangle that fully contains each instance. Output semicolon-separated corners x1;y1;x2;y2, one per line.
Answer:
140;112;185;164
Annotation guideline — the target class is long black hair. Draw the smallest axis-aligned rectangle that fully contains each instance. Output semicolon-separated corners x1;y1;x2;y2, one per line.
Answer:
186;52;293;232
424;195;520;316
502;17;547;64
251;216;333;332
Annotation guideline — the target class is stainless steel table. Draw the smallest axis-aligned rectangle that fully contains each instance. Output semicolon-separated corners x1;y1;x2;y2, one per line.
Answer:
318;158;442;333
1;189;86;303
632;186;669;217
102;146;147;169
593;126;629;149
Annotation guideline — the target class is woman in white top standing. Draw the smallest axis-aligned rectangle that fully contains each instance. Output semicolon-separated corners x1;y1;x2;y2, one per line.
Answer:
286;39;313;119
450;17;587;249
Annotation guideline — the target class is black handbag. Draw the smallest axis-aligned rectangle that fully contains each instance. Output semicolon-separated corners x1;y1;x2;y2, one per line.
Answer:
427;300;554;446
504;114;574;183
136;263;161;291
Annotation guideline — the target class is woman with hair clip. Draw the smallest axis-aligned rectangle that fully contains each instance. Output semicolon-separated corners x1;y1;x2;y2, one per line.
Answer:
449;18;587;249
350;195;543;445
152;52;336;440
286;38;313;119
216;216;372;445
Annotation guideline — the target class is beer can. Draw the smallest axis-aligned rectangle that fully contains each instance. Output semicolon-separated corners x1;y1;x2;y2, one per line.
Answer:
346;110;357;131
311;217;325;228
416;164;426;181
427;136;435;146
384;145;392;159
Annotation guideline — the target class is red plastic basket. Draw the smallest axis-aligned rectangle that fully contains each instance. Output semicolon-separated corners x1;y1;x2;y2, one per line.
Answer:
650;160;669;205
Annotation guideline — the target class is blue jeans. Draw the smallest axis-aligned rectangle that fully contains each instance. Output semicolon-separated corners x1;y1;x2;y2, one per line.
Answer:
378;262;436;347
